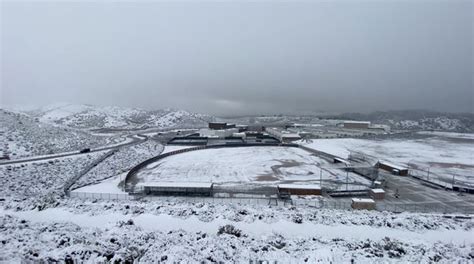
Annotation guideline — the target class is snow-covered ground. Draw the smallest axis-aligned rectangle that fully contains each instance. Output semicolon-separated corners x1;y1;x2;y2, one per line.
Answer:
71;141;164;189
1;142;473;262
134;146;371;189
417;131;474;140
161;144;197;154
2;105;473;262
1;197;473;262
13;103;212;130
0;152;106;203
0;109;111;159
73;173;127;194
300;134;474;185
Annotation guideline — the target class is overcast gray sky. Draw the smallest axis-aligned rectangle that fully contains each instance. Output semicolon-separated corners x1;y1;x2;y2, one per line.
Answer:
1;0;473;115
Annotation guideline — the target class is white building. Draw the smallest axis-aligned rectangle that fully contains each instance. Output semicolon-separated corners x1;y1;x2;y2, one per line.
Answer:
198;128;239;138
266;127;301;142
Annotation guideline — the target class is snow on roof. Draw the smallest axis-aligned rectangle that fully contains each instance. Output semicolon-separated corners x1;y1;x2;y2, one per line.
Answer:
379;160;407;171
371;188;385;194
137;182;213;188
334;157;350;164
281;134;301;138
278;184;321;190
351;198;375;203
344;121;371;124
209;122;227;125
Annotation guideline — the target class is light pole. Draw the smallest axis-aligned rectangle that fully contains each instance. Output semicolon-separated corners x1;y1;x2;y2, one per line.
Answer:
346;170;349;191
320;168;322;188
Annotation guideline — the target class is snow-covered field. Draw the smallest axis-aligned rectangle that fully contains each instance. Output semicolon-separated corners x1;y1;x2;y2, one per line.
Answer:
134;146;371;189
300;134;474;185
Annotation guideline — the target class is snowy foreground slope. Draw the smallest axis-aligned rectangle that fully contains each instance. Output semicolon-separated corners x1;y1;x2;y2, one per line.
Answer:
1;198;473;263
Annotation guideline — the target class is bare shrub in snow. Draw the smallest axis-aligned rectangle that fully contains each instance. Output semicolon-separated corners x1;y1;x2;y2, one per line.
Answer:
217;225;242;238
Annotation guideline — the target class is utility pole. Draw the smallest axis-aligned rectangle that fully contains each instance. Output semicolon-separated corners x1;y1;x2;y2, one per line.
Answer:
320;168;323;190
346;170;349;191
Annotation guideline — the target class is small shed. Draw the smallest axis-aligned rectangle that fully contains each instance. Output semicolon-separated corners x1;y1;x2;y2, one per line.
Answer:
373;181;382;188
351;198;376;210
277;184;321;196
138;182;214;197
369;188;385;200
378;161;409;176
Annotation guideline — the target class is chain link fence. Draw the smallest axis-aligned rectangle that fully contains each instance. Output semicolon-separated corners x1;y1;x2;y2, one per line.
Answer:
68;191;474;214
69;191;131;200
407;162;473;192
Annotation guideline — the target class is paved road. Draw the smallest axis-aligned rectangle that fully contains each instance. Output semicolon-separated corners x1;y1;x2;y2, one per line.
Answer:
381;171;474;206
0;134;147;166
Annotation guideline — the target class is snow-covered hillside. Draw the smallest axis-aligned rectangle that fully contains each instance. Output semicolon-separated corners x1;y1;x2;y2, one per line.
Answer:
17;103;212;130
0;109;110;159
222;110;474;132
337;110;474;132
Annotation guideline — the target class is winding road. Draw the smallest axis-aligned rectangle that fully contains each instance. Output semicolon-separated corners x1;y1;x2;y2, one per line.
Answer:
0;134;147;166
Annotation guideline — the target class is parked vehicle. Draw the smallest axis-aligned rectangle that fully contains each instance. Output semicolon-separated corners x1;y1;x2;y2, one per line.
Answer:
80;148;91;153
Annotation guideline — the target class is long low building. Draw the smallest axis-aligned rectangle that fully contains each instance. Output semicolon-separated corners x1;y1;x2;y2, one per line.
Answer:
278;184;321;195
378;161;409;176
209;122;235;130
198;128;238;138
343;121;371;129
266;127;301;142
137;182;214;196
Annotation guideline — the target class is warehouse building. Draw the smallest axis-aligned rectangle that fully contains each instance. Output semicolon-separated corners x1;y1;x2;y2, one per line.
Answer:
209;122;236;130
198;128;239;138
278;184;321;196
266;127;301;142
378;161;409;176
343;121;371;129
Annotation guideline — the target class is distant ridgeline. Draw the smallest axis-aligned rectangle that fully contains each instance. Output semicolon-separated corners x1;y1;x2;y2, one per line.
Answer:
329;110;474;133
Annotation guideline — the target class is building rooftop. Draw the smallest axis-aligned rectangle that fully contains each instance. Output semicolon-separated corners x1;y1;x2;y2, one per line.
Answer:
379;160;408;171
371;188;385;193
278;184;321;190
351;198;375;203
137;182;213;188
344;121;371;124
209;122;227;125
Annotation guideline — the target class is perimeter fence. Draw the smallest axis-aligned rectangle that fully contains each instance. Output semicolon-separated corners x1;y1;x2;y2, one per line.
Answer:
68;191;474;215
407;162;474;192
